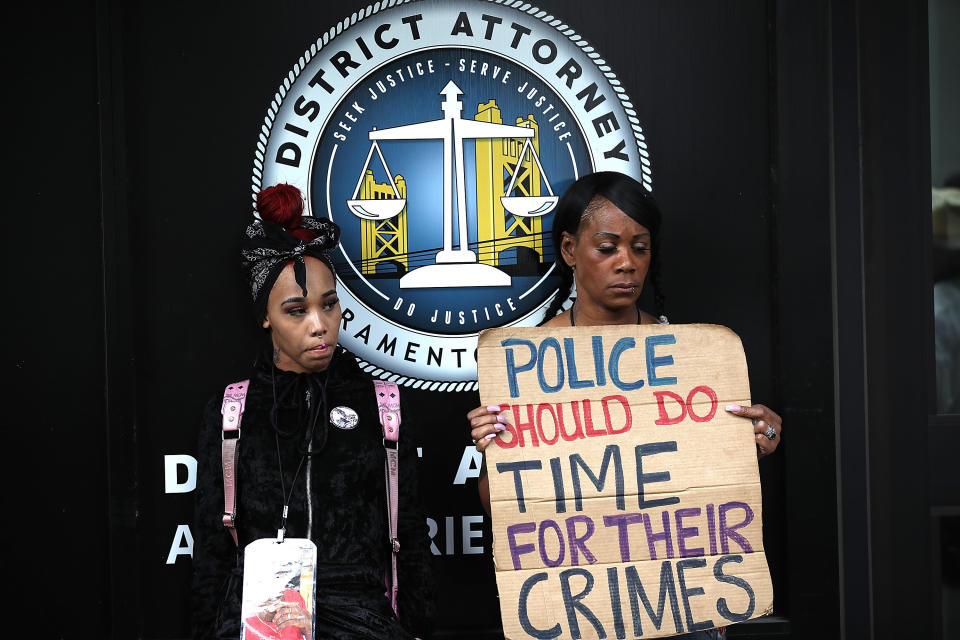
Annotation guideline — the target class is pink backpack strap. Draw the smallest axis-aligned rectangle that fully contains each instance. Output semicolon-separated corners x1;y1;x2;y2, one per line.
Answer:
374;380;401;615
221;379;249;547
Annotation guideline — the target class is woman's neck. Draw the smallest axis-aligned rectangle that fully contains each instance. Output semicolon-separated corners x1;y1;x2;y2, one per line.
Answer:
571;298;639;326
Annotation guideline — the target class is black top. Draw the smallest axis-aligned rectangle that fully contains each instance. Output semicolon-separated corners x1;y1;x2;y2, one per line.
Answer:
191;348;435;639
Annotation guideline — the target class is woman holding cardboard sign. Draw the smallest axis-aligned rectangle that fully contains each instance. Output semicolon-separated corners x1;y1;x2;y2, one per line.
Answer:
469;171;782;458
466;171;782;639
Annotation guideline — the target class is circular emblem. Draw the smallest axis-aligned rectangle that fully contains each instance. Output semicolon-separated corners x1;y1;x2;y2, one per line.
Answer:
330;406;360;430
253;0;653;390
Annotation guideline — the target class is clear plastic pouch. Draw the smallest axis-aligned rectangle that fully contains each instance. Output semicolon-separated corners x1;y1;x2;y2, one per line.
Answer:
240;538;317;640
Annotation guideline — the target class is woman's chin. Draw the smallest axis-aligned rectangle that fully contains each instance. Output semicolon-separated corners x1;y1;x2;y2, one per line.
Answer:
277;350;335;374
303;356;333;373
599;294;641;312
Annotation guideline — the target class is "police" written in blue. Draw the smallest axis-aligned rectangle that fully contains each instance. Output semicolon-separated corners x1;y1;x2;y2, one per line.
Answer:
501;333;679;398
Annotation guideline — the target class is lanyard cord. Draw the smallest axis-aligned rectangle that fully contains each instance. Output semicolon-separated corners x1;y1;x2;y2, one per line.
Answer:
270;366;324;541
274;432;306;541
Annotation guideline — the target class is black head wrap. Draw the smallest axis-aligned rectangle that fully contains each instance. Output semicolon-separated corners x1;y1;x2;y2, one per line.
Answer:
240;215;340;322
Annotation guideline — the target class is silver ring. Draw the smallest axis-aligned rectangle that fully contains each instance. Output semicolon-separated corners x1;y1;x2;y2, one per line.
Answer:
471;438;477;445
764;425;777;440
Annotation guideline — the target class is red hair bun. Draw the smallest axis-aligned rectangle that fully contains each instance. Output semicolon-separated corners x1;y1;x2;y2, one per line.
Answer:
256;183;317;242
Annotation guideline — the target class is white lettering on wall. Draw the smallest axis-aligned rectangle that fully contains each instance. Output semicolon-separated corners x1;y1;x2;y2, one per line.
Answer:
164;454;197;493
462;515;484;554
166;524;194;564
427;518;440;555
427;515;486;555
453;447;483;484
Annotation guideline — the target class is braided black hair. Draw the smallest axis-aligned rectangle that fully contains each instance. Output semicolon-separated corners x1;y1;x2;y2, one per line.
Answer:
541;171;665;323
541;255;575;323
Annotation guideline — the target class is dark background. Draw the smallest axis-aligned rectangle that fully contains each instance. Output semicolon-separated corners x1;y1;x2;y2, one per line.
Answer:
8;0;952;638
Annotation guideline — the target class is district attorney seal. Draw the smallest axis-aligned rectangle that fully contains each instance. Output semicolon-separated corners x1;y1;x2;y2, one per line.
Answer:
253;0;653;391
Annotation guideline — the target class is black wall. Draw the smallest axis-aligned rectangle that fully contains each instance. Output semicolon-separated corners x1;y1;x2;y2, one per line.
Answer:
10;0;112;634
8;0;942;638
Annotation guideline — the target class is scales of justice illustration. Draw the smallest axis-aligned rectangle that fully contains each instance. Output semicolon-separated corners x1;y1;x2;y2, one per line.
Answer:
346;80;558;289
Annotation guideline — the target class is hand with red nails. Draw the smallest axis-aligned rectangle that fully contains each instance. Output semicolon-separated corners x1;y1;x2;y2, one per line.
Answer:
724;403;783;457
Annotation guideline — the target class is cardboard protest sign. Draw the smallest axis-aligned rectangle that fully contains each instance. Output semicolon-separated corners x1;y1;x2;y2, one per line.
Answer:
477;324;773;639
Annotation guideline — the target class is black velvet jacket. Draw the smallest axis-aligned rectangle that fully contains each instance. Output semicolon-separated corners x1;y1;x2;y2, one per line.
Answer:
191;348;435;639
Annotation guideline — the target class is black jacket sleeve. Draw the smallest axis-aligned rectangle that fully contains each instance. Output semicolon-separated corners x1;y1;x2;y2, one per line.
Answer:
190;394;242;640
395;396;437;638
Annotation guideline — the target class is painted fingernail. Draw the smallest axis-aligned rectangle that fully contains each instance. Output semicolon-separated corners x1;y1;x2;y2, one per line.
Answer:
487;405;502;412
494;423;507;431
725;404;742;412
496;414;510;425
484;433;497;440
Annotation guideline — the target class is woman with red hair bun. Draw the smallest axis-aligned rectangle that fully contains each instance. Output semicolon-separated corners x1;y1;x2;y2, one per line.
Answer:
191;184;435;639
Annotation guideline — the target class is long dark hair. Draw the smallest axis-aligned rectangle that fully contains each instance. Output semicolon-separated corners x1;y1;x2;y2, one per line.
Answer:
541;171;665;322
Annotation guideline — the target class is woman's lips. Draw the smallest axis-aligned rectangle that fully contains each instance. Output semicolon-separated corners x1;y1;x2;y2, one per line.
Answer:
306;343;329;354
609;283;639;293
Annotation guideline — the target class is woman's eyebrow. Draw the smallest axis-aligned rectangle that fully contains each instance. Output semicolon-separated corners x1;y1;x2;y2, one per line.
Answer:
281;296;306;305
592;231;651;240
322;289;337;298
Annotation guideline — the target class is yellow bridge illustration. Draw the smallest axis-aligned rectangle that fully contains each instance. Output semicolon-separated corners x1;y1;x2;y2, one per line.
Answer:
358;97;546;278
357;171;408;275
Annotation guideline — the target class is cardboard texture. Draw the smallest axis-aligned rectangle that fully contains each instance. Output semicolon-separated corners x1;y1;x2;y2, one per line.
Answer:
477;324;773;639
